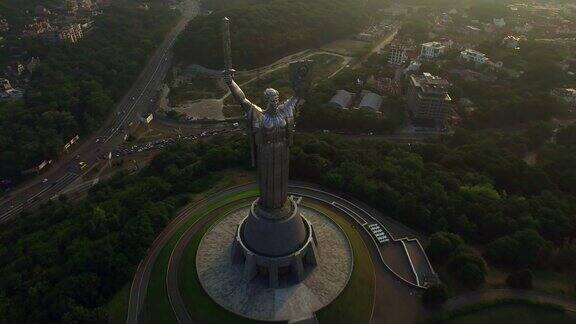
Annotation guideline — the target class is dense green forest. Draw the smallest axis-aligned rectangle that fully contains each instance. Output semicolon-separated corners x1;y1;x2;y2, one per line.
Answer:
0;138;249;322
0;0;177;180
0;0;60;27
173;0;373;69
290;127;576;287
1;125;575;321
456;40;573;128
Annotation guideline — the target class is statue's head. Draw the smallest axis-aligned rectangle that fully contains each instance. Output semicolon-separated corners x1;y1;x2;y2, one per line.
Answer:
264;88;280;113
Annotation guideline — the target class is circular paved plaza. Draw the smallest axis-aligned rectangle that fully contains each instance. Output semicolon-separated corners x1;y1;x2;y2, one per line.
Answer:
196;205;353;321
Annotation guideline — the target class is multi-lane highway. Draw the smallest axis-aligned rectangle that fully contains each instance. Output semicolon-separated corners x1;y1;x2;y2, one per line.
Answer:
0;0;200;222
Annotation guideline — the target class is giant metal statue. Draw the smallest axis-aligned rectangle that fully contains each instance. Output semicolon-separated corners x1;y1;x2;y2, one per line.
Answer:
222;17;318;288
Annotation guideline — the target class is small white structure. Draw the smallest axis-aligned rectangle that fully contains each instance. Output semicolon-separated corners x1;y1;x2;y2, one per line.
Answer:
502;35;522;49
404;60;422;74
493;18;506;28
0;78;12;92
420;41;446;59
328;90;354;109
0;78;22;100
368;224;389;243
551;88;576;105
460;49;489;65
388;44;408;65
514;23;533;33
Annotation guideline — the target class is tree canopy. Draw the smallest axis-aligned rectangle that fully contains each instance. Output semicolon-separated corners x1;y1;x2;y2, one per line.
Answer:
174;0;371;69
0;136;249;322
0;0;177;182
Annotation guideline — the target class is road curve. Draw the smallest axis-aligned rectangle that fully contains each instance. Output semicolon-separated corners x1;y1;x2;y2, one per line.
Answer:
126;184;254;324
166;198;253;324
445;288;576;313
129;182;428;324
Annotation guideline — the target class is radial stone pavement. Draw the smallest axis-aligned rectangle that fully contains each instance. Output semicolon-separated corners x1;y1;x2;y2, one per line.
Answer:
196;206;353;321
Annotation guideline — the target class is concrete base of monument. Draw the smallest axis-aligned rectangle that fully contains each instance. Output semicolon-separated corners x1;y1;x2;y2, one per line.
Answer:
231;197;320;288
196;205;353;322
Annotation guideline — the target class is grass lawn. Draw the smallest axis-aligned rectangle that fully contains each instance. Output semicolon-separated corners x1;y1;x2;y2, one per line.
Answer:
177;201;266;324
321;39;369;56
176;196;374;324
106;283;130;324
146;183;374;323
144;189;258;324
307;53;346;83
482;266;576;298
443;303;574;324
311;201;375;324
532;270;576;298
223;104;244;118
169;77;225;105
223;52;346;107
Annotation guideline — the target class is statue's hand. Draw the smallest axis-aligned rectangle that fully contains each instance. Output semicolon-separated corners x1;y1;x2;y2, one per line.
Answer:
222;69;236;85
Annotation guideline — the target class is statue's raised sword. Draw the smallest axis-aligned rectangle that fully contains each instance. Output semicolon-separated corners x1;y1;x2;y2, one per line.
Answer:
222;17;258;165
222;17;233;72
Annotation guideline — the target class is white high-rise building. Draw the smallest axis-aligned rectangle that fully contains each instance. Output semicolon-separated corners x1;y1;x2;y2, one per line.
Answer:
388;44;408;65
420;42;446;59
407;73;452;126
460;49;489;65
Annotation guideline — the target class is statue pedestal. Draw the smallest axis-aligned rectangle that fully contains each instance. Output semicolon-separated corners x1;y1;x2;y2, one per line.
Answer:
231;196;319;288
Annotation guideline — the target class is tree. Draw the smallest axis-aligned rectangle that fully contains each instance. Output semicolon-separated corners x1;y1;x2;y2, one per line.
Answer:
449;246;487;289
506;269;533;289
457;262;486;289
557;125;576;147
486;230;551;269
426;232;464;262
422;284;448;308
174;0;371;69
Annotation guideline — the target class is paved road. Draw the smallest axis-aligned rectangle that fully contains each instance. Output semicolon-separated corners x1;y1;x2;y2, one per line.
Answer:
220;50;353;101
166;198;254;324
0;0;200;222
290;185;427;324
353;29;399;69
129;182;428;324
126;184;254;324
445;288;576;313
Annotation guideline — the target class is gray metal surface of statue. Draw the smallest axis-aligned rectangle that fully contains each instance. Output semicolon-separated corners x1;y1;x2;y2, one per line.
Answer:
222;33;309;211
221;17;318;288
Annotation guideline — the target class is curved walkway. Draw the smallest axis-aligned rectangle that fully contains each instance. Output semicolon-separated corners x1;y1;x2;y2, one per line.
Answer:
128;182;432;324
126;184;253;324
445;288;576;313
166;199;253;323
128;182;576;324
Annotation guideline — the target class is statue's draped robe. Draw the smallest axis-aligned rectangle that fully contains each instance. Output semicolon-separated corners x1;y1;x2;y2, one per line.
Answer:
247;97;297;210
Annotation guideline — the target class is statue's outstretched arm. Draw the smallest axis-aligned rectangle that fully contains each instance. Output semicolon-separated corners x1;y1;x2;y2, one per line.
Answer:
280;96;300;116
224;73;259;113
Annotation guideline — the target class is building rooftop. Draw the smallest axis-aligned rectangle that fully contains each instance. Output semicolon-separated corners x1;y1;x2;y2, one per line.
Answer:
461;48;487;57
359;92;383;111
421;41;444;48
410;73;451;99
329;90;354;109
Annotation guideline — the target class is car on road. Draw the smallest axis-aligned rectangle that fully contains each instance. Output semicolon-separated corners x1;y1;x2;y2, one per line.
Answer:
79;161;88;170
42;178;48;183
